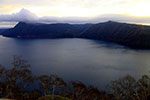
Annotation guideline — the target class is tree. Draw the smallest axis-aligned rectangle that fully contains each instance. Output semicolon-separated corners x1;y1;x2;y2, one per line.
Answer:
4;56;34;99
51;75;66;95
109;75;138;100
38;75;66;95
38;75;52;95
0;65;5;97
137;75;150;100
71;81;87;100
86;86;101;100
0;65;4;79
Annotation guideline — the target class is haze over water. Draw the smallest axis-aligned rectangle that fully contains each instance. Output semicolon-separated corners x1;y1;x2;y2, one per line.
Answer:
0;36;150;89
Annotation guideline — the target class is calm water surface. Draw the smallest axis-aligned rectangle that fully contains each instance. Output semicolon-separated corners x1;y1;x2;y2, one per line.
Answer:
0;36;150;89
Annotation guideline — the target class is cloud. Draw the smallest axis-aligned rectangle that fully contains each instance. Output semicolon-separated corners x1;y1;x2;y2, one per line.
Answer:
0;8;38;22
0;0;143;16
0;8;150;26
38;14;150;25
91;14;150;24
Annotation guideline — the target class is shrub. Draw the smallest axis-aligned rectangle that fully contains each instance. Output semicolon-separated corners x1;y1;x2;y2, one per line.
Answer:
37;95;72;100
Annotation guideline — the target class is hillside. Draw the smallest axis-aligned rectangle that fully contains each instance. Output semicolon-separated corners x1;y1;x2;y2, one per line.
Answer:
0;28;9;34
2;21;150;48
2;22;92;38
81;21;150;48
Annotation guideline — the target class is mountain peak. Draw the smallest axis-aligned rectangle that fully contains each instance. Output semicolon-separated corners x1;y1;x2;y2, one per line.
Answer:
106;20;119;23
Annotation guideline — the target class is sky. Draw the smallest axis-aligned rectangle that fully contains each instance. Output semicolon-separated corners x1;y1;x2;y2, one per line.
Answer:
0;0;150;27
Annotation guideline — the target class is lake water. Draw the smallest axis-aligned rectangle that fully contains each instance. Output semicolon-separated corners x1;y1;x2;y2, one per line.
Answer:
0;36;150;89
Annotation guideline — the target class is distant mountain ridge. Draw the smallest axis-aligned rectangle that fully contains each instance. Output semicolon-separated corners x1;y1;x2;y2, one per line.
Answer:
2;21;150;48
0;28;10;34
2;22;92;38
81;21;150;48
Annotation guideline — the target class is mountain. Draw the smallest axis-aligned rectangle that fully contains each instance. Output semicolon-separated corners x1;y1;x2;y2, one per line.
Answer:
2;22;92;38
0;28;10;34
81;21;150;48
2;21;150;48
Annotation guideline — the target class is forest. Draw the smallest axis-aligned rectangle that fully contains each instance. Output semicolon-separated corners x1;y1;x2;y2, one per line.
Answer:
0;56;150;100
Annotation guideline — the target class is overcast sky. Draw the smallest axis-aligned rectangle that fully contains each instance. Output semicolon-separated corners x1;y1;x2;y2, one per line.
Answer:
0;0;150;27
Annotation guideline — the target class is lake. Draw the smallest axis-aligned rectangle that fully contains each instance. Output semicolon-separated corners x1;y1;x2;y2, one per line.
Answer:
0;36;150;90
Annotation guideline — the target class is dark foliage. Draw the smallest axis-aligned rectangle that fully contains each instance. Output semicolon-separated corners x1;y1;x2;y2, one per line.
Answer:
0;56;150;100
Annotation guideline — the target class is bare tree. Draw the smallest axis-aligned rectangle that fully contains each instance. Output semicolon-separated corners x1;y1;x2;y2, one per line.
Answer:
109;75;138;100
0;65;5;97
51;75;66;95
0;65;4;79
5;56;34;99
71;81;87;100
38;75;52;95
137;75;150;100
